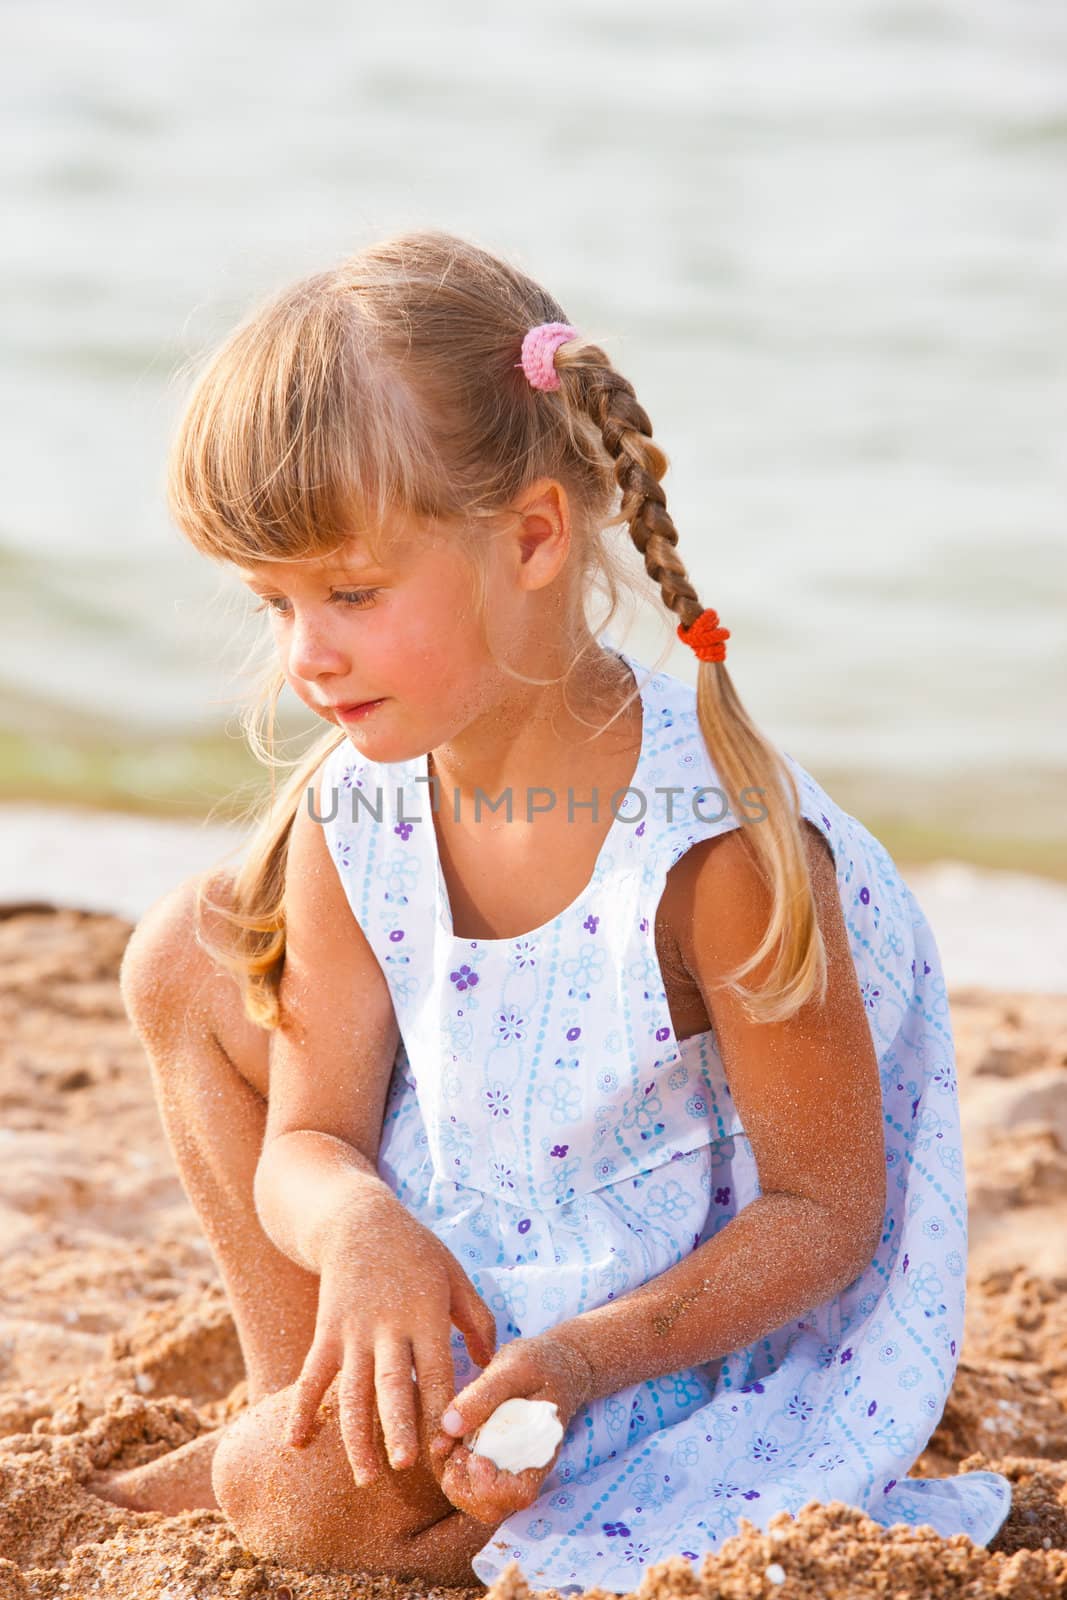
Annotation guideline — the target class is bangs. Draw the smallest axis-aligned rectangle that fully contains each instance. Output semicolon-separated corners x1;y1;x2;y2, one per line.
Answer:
166;273;464;572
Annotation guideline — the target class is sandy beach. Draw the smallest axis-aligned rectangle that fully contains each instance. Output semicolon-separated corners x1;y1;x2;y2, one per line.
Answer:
1;838;1066;1596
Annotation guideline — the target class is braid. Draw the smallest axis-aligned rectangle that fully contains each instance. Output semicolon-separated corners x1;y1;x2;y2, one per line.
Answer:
577;357;706;635
556;343;824;1025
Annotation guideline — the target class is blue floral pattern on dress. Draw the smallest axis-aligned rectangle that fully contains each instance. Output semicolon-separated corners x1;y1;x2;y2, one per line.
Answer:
320;641;1012;1593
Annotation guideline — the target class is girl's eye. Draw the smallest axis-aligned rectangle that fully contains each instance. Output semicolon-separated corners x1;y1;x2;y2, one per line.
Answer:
251;589;380;616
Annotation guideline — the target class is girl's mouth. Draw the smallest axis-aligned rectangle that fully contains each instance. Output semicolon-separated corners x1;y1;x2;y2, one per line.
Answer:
332;698;386;720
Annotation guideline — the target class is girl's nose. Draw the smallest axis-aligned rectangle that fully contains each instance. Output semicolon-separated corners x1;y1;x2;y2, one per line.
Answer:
285;608;349;682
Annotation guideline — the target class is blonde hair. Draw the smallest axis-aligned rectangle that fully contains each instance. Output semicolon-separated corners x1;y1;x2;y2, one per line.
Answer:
168;228;826;1031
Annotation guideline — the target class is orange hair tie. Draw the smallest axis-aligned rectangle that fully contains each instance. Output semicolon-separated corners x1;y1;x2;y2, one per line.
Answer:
677;607;730;664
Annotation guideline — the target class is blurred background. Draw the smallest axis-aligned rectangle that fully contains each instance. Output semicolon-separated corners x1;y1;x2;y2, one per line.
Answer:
1;0;1065;961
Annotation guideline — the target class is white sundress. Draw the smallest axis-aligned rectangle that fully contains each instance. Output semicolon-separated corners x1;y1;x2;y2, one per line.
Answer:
316;641;1012;1594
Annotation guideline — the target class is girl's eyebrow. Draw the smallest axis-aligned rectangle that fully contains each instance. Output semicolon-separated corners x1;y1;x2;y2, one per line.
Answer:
235;558;392;584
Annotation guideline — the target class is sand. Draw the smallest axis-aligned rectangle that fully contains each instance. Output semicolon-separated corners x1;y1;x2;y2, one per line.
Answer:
1;903;1066;1598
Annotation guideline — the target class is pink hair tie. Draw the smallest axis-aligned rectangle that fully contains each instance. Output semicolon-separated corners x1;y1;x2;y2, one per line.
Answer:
515;321;579;391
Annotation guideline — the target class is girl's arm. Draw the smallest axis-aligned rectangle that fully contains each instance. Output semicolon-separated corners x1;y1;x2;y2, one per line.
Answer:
254;764;499;1479
252;760;403;1274
546;820;888;1404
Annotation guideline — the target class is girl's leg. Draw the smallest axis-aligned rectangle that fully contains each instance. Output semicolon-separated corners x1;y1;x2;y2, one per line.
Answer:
115;871;318;1401
91;871;498;1583
89;869;316;1513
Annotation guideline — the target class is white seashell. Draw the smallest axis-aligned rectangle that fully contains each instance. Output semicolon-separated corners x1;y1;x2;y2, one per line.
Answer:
464;1397;564;1473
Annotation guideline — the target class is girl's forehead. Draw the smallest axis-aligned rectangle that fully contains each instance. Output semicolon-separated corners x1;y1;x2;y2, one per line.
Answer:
233;517;463;583
235;536;398;581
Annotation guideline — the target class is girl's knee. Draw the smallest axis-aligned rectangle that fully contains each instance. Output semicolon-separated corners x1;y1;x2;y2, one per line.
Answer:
209;1409;254;1528
209;1387;465;1578
209;1397;309;1559
119;876;205;1031
119;869;241;1041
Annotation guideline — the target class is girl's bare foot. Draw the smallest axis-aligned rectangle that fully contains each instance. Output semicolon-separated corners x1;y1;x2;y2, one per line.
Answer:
88;1426;222;1514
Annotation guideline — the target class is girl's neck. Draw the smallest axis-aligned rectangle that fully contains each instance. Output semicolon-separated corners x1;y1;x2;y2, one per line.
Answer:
426;643;639;818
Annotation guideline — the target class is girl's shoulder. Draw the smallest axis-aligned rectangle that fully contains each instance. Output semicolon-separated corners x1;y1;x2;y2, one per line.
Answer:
637;654;920;937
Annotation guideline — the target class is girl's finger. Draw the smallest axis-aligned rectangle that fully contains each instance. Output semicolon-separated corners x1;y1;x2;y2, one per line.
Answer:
452;1447;524;1526
456;1446;544;1522
414;1338;462;1468
441;1350;524;1439
336;1348;379;1487
449;1270;497;1368
440;1442;475;1513
285;1339;338;1449
374;1334;419;1471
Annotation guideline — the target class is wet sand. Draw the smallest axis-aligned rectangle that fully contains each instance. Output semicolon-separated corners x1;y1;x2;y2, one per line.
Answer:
1;903;1065;1598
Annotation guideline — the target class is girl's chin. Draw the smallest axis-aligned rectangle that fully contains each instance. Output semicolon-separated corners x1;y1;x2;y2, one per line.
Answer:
333;716;426;766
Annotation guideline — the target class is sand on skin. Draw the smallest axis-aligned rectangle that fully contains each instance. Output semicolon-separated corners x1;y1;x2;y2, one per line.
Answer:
1;905;1066;1599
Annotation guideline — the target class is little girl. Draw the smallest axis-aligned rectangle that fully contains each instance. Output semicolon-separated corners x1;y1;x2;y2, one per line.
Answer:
97;229;1012;1592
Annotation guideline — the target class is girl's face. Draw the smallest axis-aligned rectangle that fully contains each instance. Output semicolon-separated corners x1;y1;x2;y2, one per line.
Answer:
236;520;519;763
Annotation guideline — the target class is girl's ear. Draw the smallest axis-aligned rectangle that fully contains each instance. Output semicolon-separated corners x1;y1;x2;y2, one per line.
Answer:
511;477;571;585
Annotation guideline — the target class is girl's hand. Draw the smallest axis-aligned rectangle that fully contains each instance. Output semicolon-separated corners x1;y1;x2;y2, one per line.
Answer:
284;1189;497;1490
428;1331;594;1524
